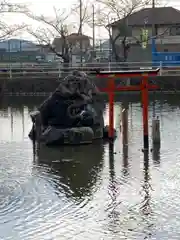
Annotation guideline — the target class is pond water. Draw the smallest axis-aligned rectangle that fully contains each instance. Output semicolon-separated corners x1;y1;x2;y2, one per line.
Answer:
0;95;180;239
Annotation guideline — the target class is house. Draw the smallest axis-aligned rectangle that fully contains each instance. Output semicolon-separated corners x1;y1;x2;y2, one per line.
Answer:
37;44;58;62
52;33;92;65
109;7;180;61
53;33;91;53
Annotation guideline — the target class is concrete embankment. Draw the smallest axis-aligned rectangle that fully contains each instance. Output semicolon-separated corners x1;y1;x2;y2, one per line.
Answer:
0;75;180;95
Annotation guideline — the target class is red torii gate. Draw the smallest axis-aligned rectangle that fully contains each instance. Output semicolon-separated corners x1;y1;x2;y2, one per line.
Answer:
92;68;160;150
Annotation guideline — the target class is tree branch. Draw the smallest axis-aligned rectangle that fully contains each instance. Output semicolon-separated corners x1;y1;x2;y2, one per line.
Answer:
0;1;28;40
18;6;72;63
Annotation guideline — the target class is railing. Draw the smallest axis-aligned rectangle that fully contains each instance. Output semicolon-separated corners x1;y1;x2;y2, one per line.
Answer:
0;61;178;68
0;61;180;78
0;62;59;68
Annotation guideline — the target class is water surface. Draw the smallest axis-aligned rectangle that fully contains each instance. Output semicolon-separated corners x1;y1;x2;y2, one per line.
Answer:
0;95;179;239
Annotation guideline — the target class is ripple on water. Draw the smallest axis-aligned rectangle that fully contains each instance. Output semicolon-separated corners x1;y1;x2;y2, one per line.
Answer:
0;162;93;240
2;101;180;239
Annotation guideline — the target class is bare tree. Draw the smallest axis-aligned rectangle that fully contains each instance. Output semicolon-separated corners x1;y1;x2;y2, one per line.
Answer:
19;3;93;68
91;0;152;62
72;0;94;33
19;7;72;65
0;22;26;41
0;0;27;40
72;0;152;62
91;0;168;62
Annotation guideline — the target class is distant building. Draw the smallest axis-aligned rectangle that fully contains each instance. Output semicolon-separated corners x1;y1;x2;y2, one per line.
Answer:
53;33;91;52
94;39;111;60
52;33;92;65
108;7;180;62
0;51;46;62
0;39;39;52
36;44;58;62
0;39;58;62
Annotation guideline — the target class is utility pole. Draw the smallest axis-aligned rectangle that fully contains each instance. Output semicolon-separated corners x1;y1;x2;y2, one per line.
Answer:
152;0;155;36
79;0;83;66
92;4;95;52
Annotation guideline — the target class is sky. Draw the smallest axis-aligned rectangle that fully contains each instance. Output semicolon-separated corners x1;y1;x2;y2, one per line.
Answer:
11;0;76;14
2;0;180;42
5;0;103;41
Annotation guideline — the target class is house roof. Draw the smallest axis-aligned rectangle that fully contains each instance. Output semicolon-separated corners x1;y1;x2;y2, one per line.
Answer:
53;33;91;43
110;7;180;27
67;33;91;40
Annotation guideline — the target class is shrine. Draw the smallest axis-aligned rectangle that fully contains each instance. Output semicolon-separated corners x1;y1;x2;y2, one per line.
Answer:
92;68;160;149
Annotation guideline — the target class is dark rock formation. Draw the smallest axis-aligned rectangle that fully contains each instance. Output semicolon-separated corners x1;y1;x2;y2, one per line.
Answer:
29;70;105;145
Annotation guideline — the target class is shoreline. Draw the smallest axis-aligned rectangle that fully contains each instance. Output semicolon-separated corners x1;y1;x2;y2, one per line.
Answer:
4;90;180;96
0;75;180;95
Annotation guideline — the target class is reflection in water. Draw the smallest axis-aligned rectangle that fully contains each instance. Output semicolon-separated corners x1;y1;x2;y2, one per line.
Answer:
130;102;133;129
108;142;116;205
1;95;180;239
10;107;13;138
1;106;29;141
141;151;152;216
107;142;121;235
152;145;161;166
122;144;129;176
22;107;25;138
36;143;104;200
140;151;154;239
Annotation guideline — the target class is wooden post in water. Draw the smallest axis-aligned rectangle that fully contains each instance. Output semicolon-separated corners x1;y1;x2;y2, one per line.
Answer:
121;102;128;147
108;78;115;139
152;116;160;146
30;111;42;161
10;107;13;139
121;76;129;147
142;75;149;150
121;102;129;172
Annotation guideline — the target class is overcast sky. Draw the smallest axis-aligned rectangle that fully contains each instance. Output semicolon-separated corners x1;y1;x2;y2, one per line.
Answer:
6;0;99;41
4;0;180;41
15;0;77;14
13;0;179;13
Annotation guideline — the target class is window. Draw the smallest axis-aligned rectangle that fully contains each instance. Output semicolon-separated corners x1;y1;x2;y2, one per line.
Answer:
176;27;180;35
155;25;158;35
170;25;180;36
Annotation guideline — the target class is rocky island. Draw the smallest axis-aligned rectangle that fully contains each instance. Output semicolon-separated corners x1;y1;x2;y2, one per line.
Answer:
28;70;113;146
